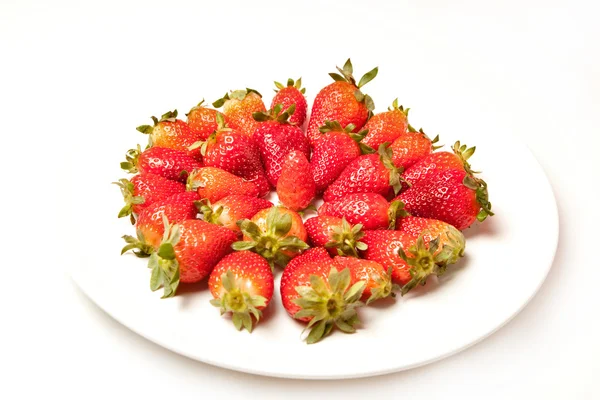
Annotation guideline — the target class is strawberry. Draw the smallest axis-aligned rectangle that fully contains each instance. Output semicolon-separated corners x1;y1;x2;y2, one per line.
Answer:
305;216;367;257
213;89;266;137
196;195;272;233
192;114;270;197
120;145;202;182
253;104;310;187
186;167;259;203
360;227;465;294
233;206;309;269
280;255;366;344
396;215;466;249
147;217;238;298
121;191;200;257
360;99;409;150
318;193;406;230
114;173;185;223
272;78;307;126
323;143;403;202
306;59;378;145
208;251;274;332
401;141;480;188
310;120;371;193
136;110;201;159
276;150;315;211
389;128;440;170
334;256;397;304
186;99;228;141
396;168;492;230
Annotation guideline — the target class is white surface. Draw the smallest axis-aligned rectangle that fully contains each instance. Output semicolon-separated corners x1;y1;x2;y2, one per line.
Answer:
1;0;599;398
70;113;558;379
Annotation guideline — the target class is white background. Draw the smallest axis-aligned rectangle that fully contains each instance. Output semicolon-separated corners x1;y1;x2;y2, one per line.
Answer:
1;0;599;398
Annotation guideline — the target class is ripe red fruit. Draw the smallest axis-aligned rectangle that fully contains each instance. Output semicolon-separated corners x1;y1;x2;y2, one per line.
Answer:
121;191;200;257
208;251;274;332
253;104;310;187
136;110;201;159
234;206;309;269
186;99;228;141
334;256;396;304
280;254;366;344
276;150;315;211
120;145;202;182
396;168;493;230
271;78;307;126
193;114;270;197
360;99;409;150
114;173;185;223
318;193;406;230
310;120;371;193
401;141;480;188
186;167;259;203
304;216;367;257
306;59;378;145
196;195;272;233
213;89;266;137
323;144;403;202
147;218;237;298
389;128;440;170
360;227;465;295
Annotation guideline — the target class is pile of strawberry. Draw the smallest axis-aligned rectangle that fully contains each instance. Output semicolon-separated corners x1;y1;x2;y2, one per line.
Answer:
115;59;493;344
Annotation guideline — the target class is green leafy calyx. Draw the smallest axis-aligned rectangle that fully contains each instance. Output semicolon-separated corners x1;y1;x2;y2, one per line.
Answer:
293;267;366;344
120;144;142;174
209;270;267;333
147;216;182;299
378;143;406;195
274;77;305;94
112;178;145;223
232;207;309;269
252;103;296;125
324;218;367;258
452;141;494;221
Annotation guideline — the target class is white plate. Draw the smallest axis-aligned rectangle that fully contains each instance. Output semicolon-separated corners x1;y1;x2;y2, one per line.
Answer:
70;135;558;379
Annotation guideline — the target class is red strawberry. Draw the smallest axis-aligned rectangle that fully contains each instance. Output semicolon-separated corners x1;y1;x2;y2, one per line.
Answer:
401;141;478;187
213;89;266;137
120;145;202;182
396;215;466;249
360;99;409;150
306;59;378;145
208;251;274;332
196;195;272;233
280;255;366;344
360;227;465;294
271;78;307;126
136;110;201;159
334;256;397;304
193;114;270;197
234;206;309;269
276;150;315;211
186;167;259;203
147;218;238;298
305;216;367;257
323;143;403;202
396;168;493;230
389;128;440;170
186;99;228;140
121;191;200;257
310;120;371;193
114;173;185;223
318;193;406;231
253;104;310;187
